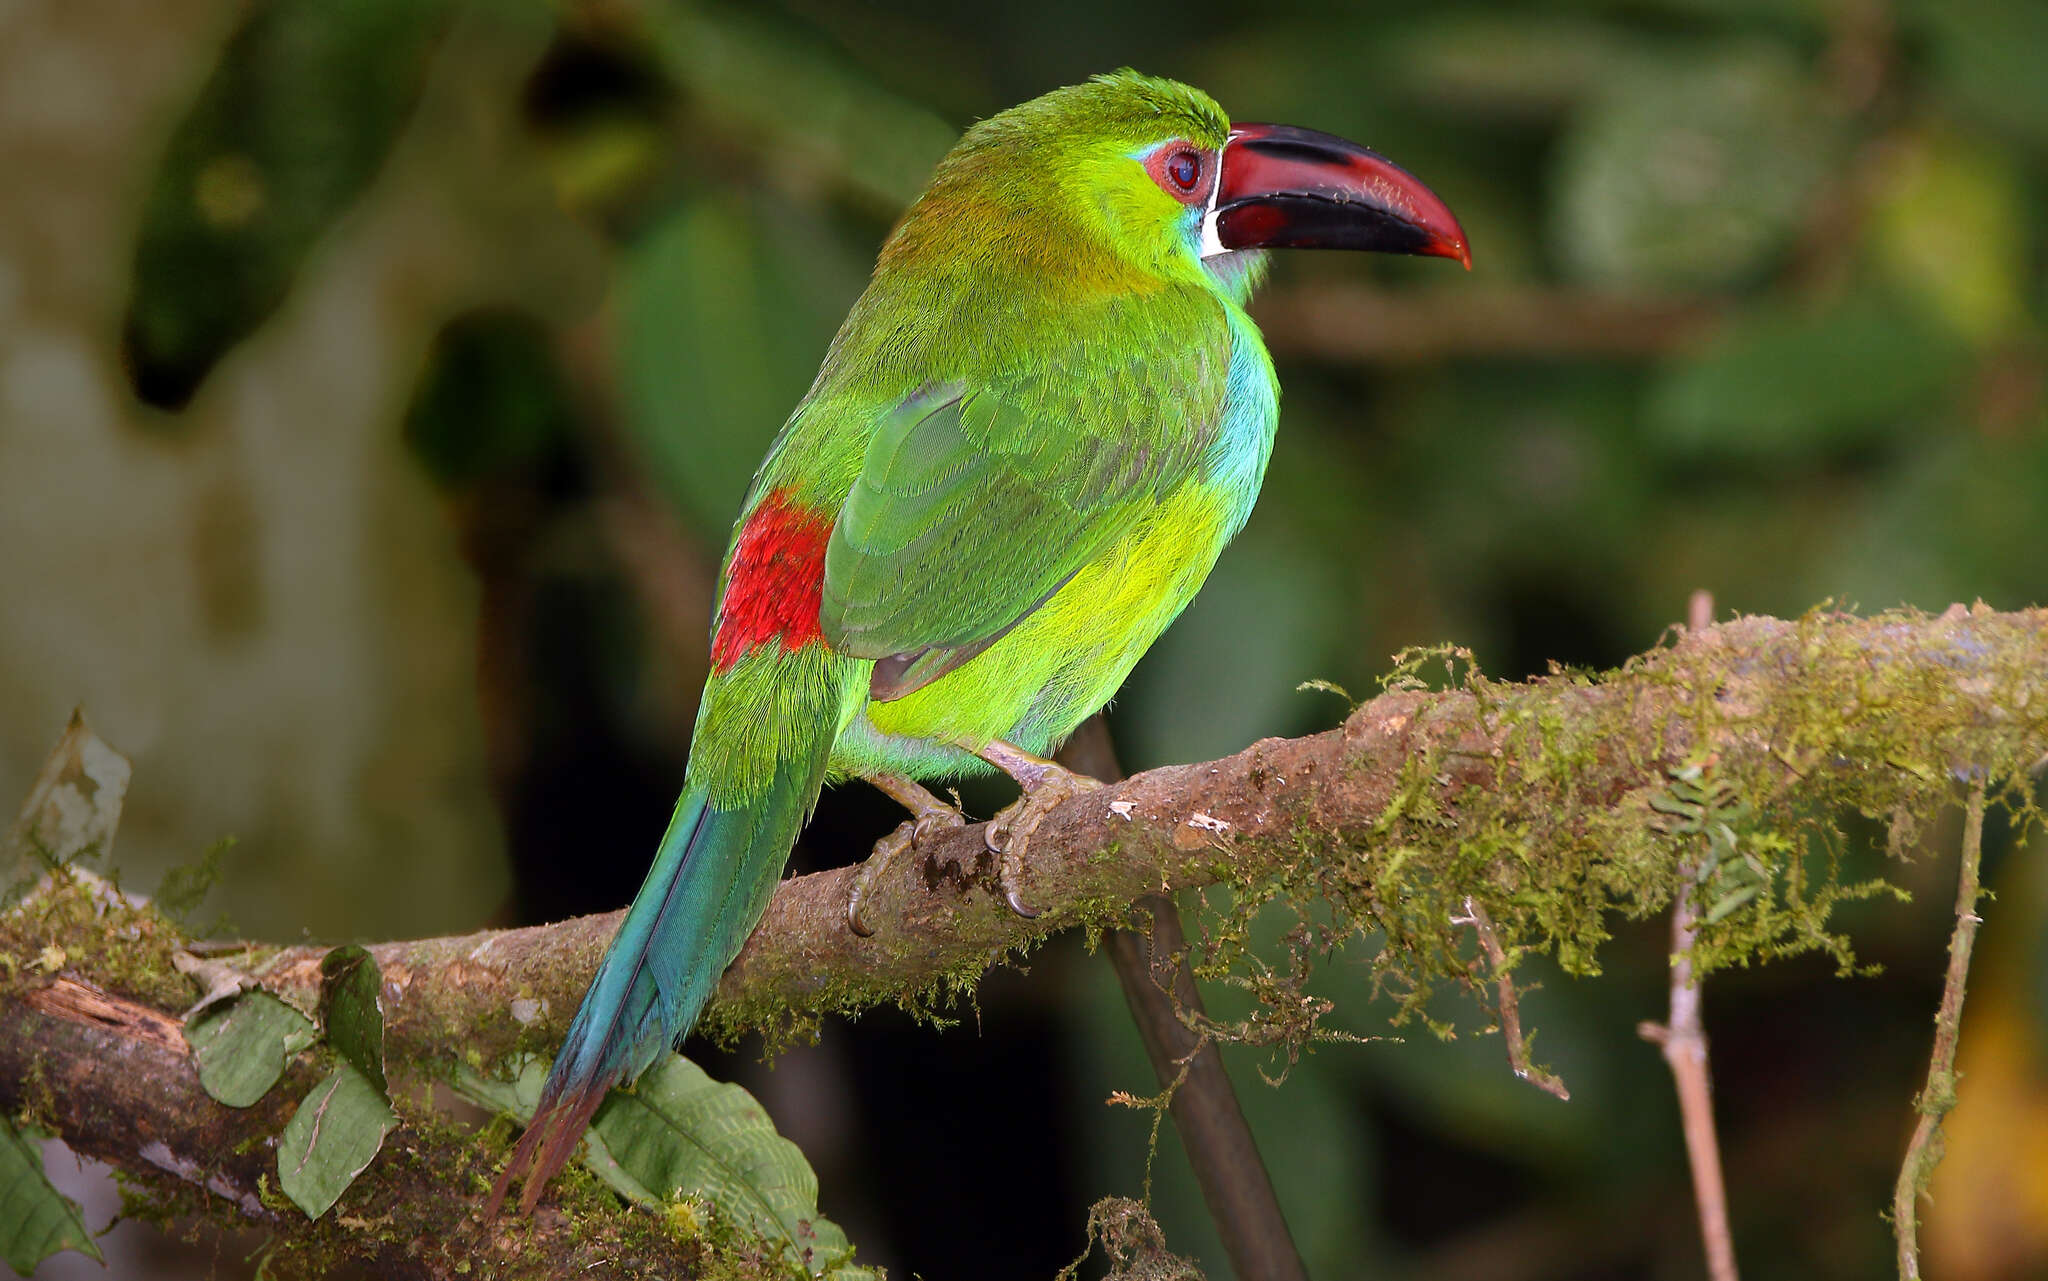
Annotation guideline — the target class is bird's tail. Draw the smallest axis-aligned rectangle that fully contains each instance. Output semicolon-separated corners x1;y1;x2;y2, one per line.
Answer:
487;677;835;1214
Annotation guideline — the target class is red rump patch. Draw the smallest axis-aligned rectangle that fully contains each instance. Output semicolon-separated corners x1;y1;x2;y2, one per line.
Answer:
711;489;832;669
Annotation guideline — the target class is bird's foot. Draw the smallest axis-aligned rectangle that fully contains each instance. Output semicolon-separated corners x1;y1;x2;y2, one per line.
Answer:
979;747;1102;919
848;775;965;937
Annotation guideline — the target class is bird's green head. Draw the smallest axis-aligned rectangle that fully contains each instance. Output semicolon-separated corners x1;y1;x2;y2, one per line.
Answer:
886;70;1468;302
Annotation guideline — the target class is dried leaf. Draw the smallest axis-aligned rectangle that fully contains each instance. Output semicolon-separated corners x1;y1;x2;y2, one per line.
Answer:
4;711;131;909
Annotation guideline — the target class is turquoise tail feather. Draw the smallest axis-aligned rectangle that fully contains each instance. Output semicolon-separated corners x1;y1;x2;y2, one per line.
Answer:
489;739;829;1213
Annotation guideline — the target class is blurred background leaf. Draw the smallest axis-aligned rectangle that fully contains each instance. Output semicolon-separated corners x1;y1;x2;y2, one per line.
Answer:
1645;288;1968;459
122;0;455;411
1552;42;1842;293
615;191;869;538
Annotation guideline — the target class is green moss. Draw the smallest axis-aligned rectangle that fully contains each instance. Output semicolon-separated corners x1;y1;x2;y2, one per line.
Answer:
1169;607;2048;1079
0;869;192;1009
1057;1196;1205;1281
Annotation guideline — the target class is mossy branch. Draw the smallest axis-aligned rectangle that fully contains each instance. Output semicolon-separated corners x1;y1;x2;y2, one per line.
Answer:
3;605;2045;1278
253;607;2048;1059
0;973;715;1279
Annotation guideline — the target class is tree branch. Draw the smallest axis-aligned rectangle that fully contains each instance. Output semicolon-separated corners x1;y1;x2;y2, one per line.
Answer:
1639;589;1740;1281
1893;780;1989;1278
1064;718;1309;1281
37;606;2036;1058
3;607;2045;1276
1254;284;1720;363
1463;895;1570;1101
266;606;2042;1053
0;974;712;1279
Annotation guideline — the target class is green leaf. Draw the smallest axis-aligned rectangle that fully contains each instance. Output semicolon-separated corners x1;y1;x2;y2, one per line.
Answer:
153;836;232;926
184;991;318;1108
593;1056;860;1277
640;6;956;213
459;1056;864;1278
318;945;387;1097
0;1111;102;1274
121;0;454;410
615;192;870;541
401;311;577;492
277;1063;399;1220
447;1061;526;1120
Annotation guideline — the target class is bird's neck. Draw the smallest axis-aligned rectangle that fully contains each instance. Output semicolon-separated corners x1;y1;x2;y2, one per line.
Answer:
1200;247;1270;308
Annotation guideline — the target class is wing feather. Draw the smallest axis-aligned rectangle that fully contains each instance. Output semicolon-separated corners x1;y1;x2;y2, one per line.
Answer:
818;312;1228;698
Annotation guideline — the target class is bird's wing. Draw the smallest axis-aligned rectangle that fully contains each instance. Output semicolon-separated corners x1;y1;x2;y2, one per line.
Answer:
820;345;1222;699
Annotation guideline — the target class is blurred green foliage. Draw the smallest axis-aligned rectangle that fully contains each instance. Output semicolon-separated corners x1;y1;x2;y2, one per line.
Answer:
124;0;455;410
99;0;2048;1278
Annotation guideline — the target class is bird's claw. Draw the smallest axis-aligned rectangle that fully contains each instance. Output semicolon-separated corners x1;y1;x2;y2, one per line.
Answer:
847;807;965;937
911;807;964;845
1003;880;1040;920
985;770;1102;918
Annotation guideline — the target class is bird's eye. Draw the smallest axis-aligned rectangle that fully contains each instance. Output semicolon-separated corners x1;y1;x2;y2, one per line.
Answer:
1147;144;1208;205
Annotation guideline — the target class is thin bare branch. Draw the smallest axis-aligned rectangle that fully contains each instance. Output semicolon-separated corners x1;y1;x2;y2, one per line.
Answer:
1893;781;1989;1278
1254;285;1719;363
1461;895;1570;1101
1639;589;1741;1281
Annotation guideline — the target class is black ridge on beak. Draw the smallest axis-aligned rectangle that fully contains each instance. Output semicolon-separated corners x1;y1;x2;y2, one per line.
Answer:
1210;123;1470;268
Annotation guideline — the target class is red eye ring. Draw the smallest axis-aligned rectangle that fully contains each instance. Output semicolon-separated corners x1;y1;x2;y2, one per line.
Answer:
1147;144;1208;206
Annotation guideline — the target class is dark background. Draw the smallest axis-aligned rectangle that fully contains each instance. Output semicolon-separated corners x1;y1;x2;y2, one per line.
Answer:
6;0;2048;1277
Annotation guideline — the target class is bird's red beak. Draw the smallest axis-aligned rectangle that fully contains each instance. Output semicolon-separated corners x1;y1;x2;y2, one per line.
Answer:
1204;122;1470;269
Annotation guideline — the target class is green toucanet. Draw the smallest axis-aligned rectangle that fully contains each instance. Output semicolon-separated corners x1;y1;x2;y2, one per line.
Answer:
490;70;1468;1212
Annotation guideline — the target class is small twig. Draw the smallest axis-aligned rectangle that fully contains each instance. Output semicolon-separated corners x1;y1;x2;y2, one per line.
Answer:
1639;589;1741;1281
1893;781;1989;1278
181;938;260;956
1105;1052;1199;1206
171;950;256;1018
1459;895;1569;1100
